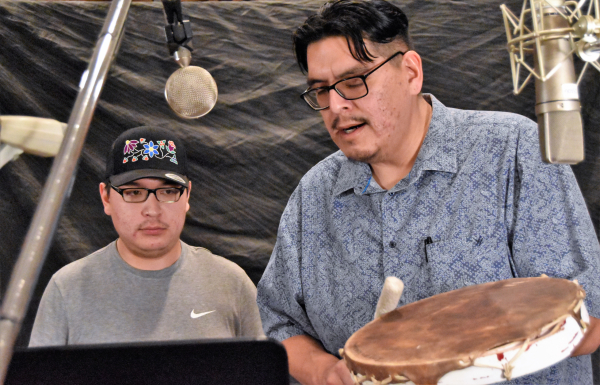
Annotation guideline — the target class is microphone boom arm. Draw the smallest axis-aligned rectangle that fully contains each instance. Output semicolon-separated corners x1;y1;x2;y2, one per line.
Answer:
0;0;132;382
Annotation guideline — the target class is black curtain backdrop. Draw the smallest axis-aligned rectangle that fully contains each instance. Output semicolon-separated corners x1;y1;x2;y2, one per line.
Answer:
0;2;599;372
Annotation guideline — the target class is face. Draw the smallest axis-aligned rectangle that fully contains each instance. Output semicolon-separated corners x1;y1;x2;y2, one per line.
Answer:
100;178;191;260
305;36;423;164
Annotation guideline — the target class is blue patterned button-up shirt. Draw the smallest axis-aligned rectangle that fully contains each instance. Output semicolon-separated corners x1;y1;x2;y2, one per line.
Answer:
257;95;600;384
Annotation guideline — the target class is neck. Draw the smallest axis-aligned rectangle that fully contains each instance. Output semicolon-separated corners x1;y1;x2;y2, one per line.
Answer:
370;96;432;190
116;239;182;271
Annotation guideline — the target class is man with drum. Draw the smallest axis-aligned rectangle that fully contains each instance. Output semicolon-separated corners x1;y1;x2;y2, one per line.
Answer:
256;1;600;384
30;126;264;346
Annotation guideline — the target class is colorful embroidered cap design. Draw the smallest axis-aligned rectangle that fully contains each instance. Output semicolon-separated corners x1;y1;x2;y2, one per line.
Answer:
105;126;189;187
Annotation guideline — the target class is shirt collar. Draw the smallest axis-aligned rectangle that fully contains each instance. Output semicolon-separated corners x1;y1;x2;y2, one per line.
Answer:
333;157;372;196
414;94;457;175
333;94;457;196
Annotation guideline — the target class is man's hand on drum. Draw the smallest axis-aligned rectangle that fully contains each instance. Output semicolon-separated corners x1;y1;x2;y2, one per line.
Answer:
571;316;600;356
283;335;354;385
321;359;355;385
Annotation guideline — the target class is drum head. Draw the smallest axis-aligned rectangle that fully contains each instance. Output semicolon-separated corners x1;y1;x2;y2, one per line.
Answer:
343;277;585;384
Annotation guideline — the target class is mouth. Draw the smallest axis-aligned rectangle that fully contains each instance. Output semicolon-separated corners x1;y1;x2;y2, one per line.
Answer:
140;225;167;234
339;122;366;134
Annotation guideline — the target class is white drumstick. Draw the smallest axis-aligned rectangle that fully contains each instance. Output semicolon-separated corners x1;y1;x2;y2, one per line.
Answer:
374;276;404;319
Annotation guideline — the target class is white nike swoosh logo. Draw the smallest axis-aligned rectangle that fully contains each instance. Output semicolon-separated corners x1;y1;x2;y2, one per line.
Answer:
190;310;215;319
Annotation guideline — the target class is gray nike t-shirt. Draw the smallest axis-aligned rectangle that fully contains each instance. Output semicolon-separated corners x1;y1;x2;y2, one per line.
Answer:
29;241;264;346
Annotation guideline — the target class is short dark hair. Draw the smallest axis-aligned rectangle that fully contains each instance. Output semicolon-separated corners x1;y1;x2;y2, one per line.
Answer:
103;180;111;196
293;0;413;73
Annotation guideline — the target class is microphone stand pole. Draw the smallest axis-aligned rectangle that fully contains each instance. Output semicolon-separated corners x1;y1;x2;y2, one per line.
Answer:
0;0;132;382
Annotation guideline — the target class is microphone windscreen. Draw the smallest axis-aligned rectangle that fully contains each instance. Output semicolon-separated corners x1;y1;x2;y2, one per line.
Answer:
165;66;218;119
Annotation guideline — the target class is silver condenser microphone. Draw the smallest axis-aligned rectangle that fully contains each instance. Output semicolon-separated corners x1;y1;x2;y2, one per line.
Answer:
500;0;600;164
162;0;218;119
165;46;218;119
535;0;584;164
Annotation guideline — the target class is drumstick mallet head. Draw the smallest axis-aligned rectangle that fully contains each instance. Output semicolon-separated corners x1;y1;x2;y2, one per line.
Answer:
374;276;404;319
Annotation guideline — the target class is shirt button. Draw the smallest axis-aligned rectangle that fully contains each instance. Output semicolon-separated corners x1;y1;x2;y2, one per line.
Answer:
388;192;394;196
389;241;396;248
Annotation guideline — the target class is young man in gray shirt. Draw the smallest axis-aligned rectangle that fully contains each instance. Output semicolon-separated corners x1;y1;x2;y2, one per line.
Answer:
30;126;263;346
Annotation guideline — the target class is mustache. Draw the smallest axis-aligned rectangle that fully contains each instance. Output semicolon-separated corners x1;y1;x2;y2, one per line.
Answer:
139;221;169;230
331;116;368;131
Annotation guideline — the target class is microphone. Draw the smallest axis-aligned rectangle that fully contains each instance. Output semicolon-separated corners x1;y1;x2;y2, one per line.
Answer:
500;0;600;164
165;46;218;119
534;1;583;164
0;116;66;169
161;0;218;119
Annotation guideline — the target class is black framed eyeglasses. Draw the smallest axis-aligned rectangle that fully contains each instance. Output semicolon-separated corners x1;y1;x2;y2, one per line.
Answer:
110;184;187;203
300;50;407;111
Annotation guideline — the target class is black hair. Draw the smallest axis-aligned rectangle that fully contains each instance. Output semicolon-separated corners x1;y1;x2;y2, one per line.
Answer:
103;179;111;195
293;0;413;73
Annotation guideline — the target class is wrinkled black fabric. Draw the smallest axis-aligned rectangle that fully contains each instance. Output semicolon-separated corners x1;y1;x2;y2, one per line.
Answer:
0;3;598;368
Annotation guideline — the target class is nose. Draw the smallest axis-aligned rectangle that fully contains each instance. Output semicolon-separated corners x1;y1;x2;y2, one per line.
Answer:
142;192;161;217
328;89;352;114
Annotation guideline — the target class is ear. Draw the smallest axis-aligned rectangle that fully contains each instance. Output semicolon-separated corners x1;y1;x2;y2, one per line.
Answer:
99;182;112;216
185;180;192;213
402;50;424;95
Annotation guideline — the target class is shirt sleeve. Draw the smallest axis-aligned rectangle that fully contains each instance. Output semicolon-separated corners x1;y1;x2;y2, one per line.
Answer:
257;186;320;343
236;274;265;338
507;117;600;319
29;277;69;347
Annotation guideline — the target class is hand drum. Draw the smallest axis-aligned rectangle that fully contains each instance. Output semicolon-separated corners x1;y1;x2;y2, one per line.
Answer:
341;277;588;385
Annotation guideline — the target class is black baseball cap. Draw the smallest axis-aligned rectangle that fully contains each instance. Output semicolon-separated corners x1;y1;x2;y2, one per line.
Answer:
105;126;189;187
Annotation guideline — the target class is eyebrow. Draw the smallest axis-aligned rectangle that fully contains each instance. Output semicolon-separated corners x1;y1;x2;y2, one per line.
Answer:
120;181;179;188
306;63;370;88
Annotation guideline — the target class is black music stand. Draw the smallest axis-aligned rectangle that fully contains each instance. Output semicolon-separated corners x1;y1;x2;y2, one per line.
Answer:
5;337;289;385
